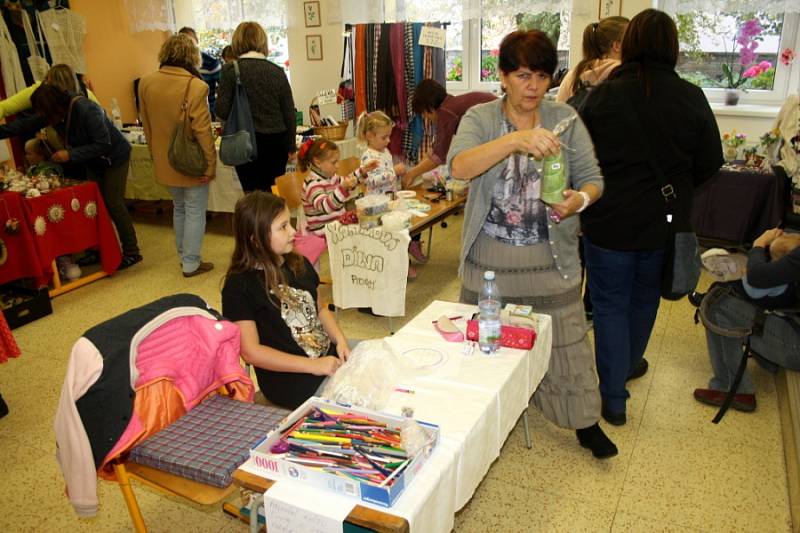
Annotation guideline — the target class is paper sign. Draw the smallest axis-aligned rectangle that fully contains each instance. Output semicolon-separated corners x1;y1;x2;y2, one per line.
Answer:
316;88;338;106
264;482;354;533
418;26;446;49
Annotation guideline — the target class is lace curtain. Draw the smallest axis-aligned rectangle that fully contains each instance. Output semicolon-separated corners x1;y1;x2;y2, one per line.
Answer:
123;0;176;32
662;0;800;14
189;0;286;30
337;0;572;24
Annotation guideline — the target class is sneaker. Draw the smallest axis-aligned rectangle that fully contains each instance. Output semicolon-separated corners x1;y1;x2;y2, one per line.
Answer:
576;423;618;459
119;254;143;270
407;263;418;280
693;388;756;412
408;240;428;264
183;261;214;278
601;403;626;426
77;250;101;267
626;358;649;382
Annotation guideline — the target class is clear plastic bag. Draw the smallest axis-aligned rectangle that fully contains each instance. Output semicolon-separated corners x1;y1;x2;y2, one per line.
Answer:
320;339;407;410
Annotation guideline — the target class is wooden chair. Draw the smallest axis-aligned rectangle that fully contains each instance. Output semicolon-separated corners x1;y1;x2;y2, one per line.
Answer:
336;156;360;177
275;172;306;212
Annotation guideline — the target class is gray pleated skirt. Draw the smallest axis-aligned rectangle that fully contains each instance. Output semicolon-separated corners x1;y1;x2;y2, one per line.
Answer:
461;231;600;430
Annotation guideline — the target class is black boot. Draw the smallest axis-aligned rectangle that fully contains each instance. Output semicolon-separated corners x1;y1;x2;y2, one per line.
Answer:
576;423;617;459
0;394;8;419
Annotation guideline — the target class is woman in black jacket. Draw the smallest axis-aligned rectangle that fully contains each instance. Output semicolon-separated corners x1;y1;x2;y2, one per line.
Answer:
579;9;723;425
0;84;141;268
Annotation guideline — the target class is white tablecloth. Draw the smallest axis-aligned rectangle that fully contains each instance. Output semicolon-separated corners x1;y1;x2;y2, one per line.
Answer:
126;143;245;213
240;299;553;533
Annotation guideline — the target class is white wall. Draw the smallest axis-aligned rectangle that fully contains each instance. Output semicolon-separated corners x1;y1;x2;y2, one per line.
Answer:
286;0;345;126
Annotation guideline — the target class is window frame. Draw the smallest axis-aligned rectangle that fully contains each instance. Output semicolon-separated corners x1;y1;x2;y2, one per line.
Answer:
666;9;800;106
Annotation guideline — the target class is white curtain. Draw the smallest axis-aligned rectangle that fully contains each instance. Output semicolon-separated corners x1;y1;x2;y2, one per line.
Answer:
662;0;800;14
123;0;176;32
189;0;287;30
337;0;572;24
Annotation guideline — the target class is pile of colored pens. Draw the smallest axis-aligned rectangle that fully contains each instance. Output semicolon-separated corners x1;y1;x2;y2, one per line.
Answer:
269;407;411;487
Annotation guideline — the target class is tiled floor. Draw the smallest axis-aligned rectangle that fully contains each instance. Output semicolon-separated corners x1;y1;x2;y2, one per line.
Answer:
0;210;792;532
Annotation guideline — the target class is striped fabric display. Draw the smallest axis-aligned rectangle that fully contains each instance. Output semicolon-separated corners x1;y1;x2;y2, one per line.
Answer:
128;395;290;487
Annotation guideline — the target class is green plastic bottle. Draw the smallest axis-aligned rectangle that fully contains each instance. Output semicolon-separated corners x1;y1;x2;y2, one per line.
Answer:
540;151;566;204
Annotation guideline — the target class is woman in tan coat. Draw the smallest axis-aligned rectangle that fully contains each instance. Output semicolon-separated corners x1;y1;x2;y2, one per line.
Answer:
139;34;216;277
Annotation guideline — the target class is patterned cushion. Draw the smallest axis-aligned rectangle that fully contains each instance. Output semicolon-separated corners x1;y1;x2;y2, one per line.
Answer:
129;395;290;487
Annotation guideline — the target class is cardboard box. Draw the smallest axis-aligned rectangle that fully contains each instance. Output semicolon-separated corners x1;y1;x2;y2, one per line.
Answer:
2;287;52;330
250;397;439;507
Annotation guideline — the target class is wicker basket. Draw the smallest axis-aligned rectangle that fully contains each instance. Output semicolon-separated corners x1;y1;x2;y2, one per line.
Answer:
313;122;348;141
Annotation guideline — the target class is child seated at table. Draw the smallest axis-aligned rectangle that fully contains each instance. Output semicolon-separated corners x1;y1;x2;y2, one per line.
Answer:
298;137;376;236
24;137;62;177
357;111;427;275
741;231;800;305
222;192;352;409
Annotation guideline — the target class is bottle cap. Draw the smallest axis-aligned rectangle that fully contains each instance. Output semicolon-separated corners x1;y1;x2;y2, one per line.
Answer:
484;270;495;281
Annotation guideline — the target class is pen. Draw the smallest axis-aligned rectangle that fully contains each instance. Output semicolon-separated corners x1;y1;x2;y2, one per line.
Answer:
394;387;415;394
431;315;462;324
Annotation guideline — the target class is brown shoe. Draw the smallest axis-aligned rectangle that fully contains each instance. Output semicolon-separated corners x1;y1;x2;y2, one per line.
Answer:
183;262;214;278
693;388;756;412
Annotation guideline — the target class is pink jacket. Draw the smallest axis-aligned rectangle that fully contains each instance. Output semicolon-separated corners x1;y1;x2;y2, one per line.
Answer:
54;311;253;516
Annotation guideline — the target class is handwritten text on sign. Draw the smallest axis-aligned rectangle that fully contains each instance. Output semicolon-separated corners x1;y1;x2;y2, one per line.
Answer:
418;26;446;49
316;89;338;106
264;482;353;533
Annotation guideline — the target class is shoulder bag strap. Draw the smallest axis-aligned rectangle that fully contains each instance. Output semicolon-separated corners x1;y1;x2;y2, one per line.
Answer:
233;60;241;85
63;95;84;149
181;76;194;138
620;91;677;214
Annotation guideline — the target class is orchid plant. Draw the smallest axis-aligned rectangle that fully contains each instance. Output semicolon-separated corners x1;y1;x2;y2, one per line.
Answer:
721;18;772;90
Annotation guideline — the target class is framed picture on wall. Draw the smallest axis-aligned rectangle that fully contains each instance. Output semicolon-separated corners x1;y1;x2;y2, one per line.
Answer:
306;35;323;61
304;1;321;27
598;0;622;18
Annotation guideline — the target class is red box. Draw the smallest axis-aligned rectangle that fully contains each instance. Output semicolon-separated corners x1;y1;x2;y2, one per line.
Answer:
466;320;536;350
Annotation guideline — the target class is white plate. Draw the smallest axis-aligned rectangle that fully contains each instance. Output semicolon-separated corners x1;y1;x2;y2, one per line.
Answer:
396;190;416;199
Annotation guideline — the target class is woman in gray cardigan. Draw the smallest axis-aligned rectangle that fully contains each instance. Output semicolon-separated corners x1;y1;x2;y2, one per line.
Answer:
449;30;615;459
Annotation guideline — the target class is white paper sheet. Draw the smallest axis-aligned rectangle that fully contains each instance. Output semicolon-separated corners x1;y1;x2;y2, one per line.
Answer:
265;482;354;533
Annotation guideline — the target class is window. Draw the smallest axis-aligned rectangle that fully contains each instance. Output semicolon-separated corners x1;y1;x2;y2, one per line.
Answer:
187;0;289;71
667;6;800;105
376;1;570;91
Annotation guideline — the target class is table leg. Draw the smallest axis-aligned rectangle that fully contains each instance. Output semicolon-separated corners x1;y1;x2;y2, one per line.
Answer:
426;227;433;258
521;407;532;450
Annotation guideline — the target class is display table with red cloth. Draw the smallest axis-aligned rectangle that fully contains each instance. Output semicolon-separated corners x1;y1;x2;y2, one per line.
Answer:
0;191;46;285
691;162;785;247
21;182;122;285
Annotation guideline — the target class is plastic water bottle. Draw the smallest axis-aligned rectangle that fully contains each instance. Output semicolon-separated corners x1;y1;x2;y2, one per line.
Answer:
478;270;502;354
110;98;123;130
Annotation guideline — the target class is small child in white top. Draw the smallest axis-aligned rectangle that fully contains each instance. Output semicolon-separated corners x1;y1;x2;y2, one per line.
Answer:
357;111;408;195
356;111;428;278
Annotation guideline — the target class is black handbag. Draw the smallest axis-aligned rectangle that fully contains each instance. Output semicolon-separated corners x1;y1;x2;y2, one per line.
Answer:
622;97;701;301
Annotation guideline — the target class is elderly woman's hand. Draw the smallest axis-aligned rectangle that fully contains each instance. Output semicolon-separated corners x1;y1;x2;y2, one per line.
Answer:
546;189;586;220
509;128;561;160
753;228;784;249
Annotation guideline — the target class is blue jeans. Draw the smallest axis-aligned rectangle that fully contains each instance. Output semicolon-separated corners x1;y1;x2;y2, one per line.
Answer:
705;292;800;395
167;184;209;273
584;238;664;413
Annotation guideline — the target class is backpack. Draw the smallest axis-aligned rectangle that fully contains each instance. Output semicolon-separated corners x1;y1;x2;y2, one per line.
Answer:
219;61;258;166
566;79;593;114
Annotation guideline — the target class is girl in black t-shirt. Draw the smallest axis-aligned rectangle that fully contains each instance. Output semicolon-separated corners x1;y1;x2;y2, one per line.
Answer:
222;192;350;409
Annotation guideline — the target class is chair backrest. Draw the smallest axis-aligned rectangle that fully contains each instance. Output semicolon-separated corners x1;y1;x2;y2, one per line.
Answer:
275;172;306;210
337;156;360;177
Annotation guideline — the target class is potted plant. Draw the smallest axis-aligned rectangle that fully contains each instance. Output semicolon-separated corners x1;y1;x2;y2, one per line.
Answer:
759;128;781;164
721;18;772;105
721;131;746;162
